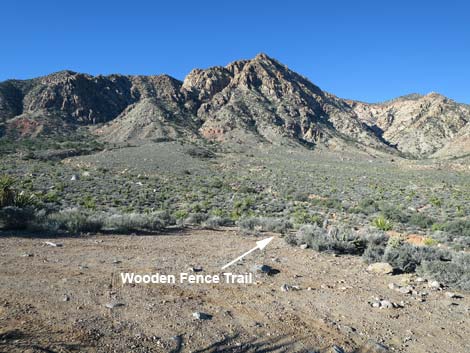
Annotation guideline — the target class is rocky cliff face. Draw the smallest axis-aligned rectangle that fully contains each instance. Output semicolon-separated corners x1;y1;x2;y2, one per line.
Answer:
182;53;386;150
1;53;469;158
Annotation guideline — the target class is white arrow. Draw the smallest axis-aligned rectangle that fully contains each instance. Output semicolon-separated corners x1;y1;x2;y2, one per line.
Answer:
221;237;274;270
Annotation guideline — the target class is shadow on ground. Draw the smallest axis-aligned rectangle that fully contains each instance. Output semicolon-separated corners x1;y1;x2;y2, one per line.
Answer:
172;334;319;353
0;329;85;353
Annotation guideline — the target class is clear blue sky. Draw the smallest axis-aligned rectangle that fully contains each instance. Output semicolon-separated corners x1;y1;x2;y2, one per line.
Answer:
1;0;469;103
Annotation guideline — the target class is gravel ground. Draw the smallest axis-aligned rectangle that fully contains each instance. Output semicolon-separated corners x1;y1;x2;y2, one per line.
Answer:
0;228;469;353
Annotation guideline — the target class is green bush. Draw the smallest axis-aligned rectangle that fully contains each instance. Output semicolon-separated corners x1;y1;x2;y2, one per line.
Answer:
291;209;322;226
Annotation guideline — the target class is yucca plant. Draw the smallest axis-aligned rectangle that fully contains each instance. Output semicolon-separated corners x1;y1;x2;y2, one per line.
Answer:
372;215;393;231
0;175;15;207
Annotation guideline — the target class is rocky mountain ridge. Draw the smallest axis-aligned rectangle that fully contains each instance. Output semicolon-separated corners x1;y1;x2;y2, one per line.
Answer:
1;53;469;158
349;93;470;157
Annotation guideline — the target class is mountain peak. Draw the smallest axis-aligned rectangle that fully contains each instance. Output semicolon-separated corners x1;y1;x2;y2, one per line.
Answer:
1;55;469;159
253;52;274;62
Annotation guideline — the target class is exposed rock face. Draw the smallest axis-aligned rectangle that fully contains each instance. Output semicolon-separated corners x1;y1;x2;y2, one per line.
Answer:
349;93;470;157
185;53;386;149
96;75;200;142
23;71;134;124
1;53;469;158
433;122;470;158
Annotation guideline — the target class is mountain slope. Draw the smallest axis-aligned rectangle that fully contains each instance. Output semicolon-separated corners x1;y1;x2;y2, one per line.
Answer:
349;93;470;157
0;53;469;159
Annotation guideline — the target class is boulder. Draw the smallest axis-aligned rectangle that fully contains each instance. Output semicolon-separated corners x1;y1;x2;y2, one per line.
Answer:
367;262;394;275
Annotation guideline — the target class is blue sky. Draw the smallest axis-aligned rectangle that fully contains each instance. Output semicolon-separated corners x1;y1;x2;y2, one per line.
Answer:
1;0;469;103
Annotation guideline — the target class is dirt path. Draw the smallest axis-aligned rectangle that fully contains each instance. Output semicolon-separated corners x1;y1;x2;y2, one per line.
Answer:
0;229;469;353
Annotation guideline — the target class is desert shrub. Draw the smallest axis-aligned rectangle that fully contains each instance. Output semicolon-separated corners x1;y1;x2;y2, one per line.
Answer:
386;235;405;249
173;210;189;220
291;191;309;202
291;209;322;226
361;230;390;264
428;231;450;243
372;215;393;231
81;195;97;210
104;212;164;232
0;206;35;230
151;210;174;226
423;237;439;246
431;223;445;231
183;212;208;225
362;244;386;264
48;209;103;234
202;216;234;228
185;146;215;159
380;205;409;223
236;217;258;231
350;198;379;215
363;229;389;246
419;253;470;291
283;232;298;245
383;243;451;273
261;218;292;233
320;198;343;210
408;213;434;229
238;217;291;234
429;196;442;207
231;197;256;220
451;236;470;250
443;220;470;237
295;224;366;255
238;185;257;194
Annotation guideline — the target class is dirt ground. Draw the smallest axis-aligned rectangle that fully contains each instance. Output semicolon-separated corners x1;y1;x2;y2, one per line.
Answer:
0;229;469;353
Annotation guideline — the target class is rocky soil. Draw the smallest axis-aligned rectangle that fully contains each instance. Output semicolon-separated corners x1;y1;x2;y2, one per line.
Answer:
1;229;469;353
